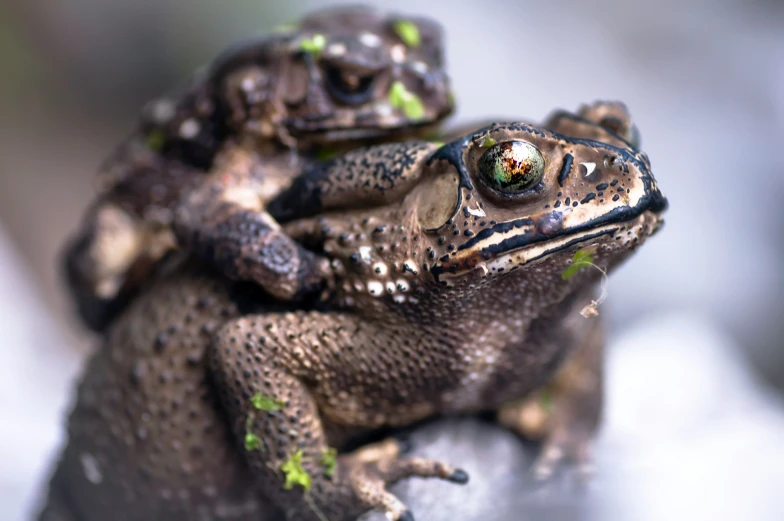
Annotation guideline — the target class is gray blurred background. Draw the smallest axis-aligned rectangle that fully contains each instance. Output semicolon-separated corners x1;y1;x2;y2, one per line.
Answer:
1;0;783;520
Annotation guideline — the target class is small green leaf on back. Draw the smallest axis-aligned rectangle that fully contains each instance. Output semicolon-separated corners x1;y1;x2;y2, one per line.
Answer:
430;141;445;148
244;432;261;451
145;129;165;152
393;20;421;47
281;449;311;491
250;393;284;412
315;148;338;162
320;447;338;477
538;389;553;413
480;137;496;148
388;81;425;121
561;248;596;280
300;33;326;55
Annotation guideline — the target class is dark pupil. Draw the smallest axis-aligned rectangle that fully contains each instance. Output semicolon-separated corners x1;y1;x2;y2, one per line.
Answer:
325;66;375;104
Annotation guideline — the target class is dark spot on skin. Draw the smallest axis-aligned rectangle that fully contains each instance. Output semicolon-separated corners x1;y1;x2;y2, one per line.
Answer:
596;183;608;191
554;201;561;208
564;197;571;206
558;153;574;186
612;194;620;201
154;333;168;353
580;193;596;204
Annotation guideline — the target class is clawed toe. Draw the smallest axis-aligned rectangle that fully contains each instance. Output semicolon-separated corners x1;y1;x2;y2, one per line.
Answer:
340;438;467;520
532;434;593;483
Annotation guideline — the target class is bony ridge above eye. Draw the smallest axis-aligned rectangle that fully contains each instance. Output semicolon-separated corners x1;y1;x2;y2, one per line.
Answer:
478;140;545;193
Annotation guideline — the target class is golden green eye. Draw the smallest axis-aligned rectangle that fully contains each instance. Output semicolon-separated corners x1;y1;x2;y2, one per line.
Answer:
478;140;544;193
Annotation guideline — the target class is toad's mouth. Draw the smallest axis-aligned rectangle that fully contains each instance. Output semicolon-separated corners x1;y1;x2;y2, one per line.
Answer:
430;192;666;283
287;117;440;143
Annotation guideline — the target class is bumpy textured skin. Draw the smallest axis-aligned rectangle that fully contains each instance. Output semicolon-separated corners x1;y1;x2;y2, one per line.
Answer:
63;5;453;331
40;105;667;521
40;263;278;521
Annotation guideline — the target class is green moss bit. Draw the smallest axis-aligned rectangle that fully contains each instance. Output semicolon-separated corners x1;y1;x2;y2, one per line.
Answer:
561;248;596;280
430;141;445;148
300;33;326;56
388;81;425;121
250;393;284;412
281;449;312;491
145;129;165;152
480;137;496;148
320;447;338;477
315;148;338;162
393;20;421;47
538;389;553;412
244;432;261;451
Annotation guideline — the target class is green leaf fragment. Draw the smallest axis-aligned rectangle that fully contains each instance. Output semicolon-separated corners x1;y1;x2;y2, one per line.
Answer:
388;81;425;121
244;432;261;451
480;137;496;148
300;33;326;55
538;389;553;412
393;20;421;47
281;449;311;491
561;248;595;280
315;148;338;162
320;447;337;477
430;141;445;148
250;393;284;412
145;129;165;152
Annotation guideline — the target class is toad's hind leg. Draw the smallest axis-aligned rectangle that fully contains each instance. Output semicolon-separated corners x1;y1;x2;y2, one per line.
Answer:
499;310;604;481
210;312;468;521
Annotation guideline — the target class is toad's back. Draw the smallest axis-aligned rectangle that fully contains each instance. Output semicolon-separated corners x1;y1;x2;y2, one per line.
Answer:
39;264;278;521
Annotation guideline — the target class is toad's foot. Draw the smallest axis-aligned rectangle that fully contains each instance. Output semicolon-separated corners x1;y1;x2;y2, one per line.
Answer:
499;313;603;482
339;438;468;521
500;389;596;481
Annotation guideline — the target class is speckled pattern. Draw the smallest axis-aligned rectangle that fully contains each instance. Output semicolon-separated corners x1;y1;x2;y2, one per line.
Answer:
62;5;453;332
40;263;280;521
40;106;667;521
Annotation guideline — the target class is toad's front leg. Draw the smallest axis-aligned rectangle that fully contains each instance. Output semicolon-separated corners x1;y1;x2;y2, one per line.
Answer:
174;143;331;301
210;312;468;521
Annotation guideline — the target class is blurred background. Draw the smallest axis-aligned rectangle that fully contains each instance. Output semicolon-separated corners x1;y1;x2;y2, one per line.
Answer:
1;0;783;520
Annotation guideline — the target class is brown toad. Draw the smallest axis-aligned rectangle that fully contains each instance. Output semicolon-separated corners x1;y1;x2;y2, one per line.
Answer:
63;5;453;331
39;103;666;521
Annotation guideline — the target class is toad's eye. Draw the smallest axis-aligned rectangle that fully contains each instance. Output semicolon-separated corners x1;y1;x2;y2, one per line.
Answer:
478;140;545;193
324;66;376;105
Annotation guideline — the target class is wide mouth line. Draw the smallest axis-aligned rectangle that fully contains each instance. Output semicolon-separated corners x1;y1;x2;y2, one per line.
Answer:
430;209;659;281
